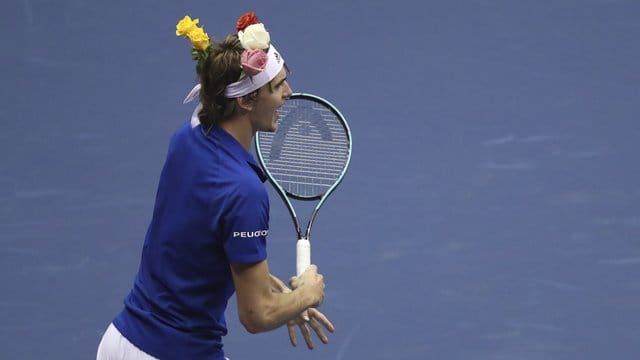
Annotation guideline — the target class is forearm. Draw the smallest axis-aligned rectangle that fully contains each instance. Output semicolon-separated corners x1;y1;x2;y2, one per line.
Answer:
269;273;290;293
231;261;318;334
255;287;315;332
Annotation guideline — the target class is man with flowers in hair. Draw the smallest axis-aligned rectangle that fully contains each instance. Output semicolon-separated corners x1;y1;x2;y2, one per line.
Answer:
96;11;334;360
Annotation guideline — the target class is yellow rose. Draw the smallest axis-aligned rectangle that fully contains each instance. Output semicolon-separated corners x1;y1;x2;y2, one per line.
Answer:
176;16;200;37
187;27;210;50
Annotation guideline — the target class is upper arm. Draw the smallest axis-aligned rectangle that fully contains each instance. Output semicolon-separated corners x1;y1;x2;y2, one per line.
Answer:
222;178;269;264
229;259;274;333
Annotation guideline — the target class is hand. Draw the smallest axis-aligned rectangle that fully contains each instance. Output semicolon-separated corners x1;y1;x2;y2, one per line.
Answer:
290;264;325;307
287;307;335;349
269;272;335;348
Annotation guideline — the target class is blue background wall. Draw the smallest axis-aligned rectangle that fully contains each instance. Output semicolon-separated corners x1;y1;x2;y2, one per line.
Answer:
1;1;639;359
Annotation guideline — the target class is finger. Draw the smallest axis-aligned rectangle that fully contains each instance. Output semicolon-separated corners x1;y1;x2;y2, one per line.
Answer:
287;322;297;347
273;276;291;293
274;282;287;293
308;308;335;332
307;318;329;344
298;322;314;349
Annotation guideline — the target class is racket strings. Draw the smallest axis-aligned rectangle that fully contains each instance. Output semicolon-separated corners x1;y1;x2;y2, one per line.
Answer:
258;99;350;198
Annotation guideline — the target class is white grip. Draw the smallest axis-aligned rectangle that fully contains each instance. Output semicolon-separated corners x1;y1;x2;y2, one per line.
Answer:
296;238;311;276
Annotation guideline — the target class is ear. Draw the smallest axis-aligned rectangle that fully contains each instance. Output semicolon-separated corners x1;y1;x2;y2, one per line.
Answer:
236;95;254;112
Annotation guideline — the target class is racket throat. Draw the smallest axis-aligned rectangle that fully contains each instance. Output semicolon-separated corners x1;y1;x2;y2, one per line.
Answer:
296;237;311;276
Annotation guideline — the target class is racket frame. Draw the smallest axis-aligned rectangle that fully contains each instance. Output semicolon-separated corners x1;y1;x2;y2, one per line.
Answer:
255;93;352;274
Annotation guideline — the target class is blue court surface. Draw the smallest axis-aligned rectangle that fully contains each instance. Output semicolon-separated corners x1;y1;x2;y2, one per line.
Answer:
1;1;639;359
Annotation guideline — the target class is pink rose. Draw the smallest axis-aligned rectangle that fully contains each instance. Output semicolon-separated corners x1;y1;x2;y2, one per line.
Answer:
240;49;268;76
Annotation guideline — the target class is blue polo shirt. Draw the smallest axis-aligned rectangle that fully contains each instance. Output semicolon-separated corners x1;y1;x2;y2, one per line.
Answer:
113;123;269;359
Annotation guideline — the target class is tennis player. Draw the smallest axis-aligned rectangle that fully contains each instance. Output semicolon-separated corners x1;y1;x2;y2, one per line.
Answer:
96;12;334;360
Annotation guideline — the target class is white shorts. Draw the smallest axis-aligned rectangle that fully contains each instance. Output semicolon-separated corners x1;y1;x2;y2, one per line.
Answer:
96;323;158;360
96;323;231;360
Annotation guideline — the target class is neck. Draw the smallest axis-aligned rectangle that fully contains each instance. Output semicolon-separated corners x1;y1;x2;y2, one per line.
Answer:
220;116;255;152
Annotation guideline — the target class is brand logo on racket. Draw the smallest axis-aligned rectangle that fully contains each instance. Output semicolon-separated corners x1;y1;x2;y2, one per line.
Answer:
270;107;333;160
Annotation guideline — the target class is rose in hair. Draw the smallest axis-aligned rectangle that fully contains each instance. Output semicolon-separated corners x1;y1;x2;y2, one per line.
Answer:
238;23;270;50
176;16;199;36
241;49;268;76
236;11;259;32
187;26;210;50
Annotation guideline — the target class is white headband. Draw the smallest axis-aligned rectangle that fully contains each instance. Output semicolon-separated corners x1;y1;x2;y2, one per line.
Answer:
183;83;202;128
224;45;284;98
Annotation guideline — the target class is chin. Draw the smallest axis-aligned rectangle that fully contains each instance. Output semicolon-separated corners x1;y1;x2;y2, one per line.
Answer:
266;125;277;133
269;113;279;131
259;123;277;133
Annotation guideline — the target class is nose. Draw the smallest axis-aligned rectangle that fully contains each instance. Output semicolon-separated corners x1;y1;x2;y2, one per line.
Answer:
283;81;293;99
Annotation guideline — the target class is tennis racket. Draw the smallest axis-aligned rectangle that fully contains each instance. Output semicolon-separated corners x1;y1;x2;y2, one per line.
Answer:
255;93;352;277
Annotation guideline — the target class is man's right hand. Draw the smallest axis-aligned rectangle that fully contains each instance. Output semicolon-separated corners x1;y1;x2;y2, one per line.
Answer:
290;264;325;307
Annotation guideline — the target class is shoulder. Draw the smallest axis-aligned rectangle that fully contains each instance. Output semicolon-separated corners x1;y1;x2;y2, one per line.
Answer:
228;169;268;203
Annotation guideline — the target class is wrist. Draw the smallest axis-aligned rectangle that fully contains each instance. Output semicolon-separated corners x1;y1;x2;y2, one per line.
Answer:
294;286;316;309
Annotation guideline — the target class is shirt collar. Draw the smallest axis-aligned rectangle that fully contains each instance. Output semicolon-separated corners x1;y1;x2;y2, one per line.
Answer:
205;125;267;183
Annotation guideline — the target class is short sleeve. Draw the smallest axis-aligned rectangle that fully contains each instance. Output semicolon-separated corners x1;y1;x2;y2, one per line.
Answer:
222;178;269;264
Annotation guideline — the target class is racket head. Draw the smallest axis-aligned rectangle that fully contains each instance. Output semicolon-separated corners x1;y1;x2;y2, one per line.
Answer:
255;93;352;201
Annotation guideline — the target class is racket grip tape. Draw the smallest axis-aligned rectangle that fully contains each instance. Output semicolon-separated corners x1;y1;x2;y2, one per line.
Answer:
296;238;311;322
296;238;311;276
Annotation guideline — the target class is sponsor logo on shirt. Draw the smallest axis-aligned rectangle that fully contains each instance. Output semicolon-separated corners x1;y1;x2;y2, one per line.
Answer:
233;230;269;238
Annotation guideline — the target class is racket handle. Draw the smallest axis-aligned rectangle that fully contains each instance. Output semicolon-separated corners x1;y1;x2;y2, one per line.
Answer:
296;237;311;321
296;237;311;276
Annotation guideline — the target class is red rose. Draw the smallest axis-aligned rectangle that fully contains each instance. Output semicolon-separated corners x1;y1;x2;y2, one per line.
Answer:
236;11;259;32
